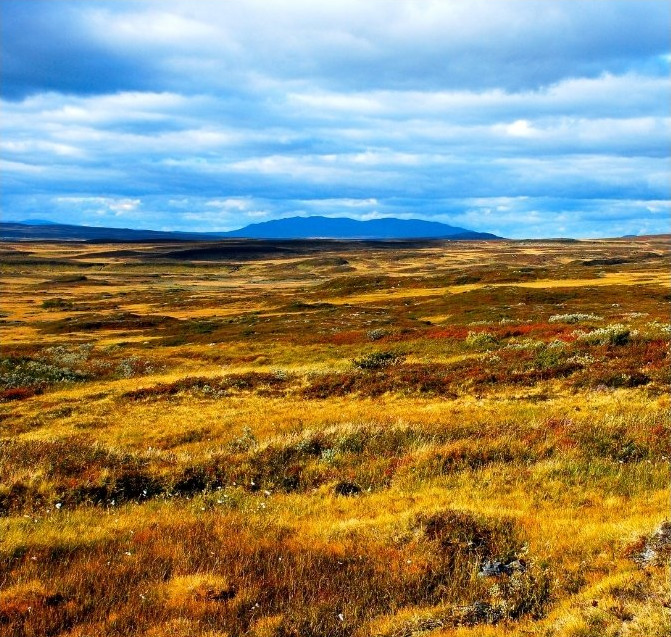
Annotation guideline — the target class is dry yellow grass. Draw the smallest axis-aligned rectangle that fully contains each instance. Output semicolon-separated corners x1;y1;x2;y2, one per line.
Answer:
0;236;669;636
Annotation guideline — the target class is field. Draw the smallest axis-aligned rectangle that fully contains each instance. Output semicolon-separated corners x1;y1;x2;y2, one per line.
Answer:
0;236;669;637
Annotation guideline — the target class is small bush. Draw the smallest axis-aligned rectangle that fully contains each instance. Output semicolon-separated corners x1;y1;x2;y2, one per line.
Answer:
334;481;361;496
418;509;522;562
533;344;566;370
574;426;649;463
0;386;44;401
0;357;87;389
228;427;258;452
465;331;499;350
577;324;632;346
40;343;93;366
639;320;671;340
41;298;74;310
352;351;405;370
115;357;154;379
549;313;602;324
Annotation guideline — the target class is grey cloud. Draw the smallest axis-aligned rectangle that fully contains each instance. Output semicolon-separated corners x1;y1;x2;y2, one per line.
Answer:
2;1;669;99
1;2;153;99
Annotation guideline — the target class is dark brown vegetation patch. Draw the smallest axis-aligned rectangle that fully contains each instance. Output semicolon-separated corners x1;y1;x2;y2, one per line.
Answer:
41;312;179;334
122;372;293;401
302;364;460;399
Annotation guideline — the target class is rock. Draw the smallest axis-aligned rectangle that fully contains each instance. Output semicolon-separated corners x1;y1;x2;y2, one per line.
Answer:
629;521;671;567
478;557;526;577
479;560;511;577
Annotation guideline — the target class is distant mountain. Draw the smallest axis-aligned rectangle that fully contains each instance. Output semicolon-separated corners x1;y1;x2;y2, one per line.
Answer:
0;222;220;242
0;216;501;242
225;216;500;239
18;218;59;225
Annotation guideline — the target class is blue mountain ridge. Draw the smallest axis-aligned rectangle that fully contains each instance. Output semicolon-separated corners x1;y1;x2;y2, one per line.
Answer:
0;216;501;241
224;216;500;239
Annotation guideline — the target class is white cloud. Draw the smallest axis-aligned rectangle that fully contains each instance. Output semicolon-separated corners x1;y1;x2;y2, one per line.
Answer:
505;120;537;138
86;7;222;49
55;196;141;217
205;198;255;211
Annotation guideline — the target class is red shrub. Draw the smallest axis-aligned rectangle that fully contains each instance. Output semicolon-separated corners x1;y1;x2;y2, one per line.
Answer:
326;331;365;345
0;386;43;401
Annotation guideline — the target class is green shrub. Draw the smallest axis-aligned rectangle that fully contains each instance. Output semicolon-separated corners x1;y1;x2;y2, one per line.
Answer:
549;313;602;324
465;331;499;350
577;324;631;346
352;351;405;370
41;298;74;310
0;357;87;389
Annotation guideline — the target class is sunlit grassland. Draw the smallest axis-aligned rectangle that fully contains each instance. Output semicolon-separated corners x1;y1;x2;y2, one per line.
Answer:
0;236;669;636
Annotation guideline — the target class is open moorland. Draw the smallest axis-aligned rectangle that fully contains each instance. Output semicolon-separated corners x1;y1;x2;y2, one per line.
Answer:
0;236;669;637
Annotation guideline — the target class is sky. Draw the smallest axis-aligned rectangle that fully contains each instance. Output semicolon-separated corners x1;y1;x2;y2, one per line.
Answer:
1;0;670;238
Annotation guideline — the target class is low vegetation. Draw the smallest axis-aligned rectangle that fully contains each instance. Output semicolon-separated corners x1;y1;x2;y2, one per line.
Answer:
0;236;669;636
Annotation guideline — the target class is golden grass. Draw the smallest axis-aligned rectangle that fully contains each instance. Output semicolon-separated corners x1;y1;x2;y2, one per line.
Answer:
0;236;669;636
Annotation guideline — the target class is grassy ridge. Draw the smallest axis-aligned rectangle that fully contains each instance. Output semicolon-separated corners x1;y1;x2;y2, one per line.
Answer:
0;237;669;636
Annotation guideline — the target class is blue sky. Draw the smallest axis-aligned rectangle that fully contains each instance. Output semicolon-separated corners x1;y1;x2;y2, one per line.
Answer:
1;0;669;238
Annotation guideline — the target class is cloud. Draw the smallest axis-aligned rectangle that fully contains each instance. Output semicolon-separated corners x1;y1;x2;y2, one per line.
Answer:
3;1;669;98
1;3;148;99
54;196;141;216
1;1;669;238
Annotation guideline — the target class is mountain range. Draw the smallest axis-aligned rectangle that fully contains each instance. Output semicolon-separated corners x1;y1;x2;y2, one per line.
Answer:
224;216;499;240
0;216;500;241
